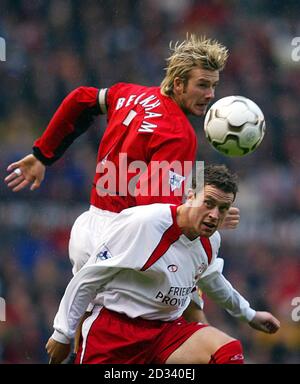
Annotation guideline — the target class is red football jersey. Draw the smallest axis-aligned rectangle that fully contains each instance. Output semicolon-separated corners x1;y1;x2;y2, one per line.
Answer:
33;83;197;212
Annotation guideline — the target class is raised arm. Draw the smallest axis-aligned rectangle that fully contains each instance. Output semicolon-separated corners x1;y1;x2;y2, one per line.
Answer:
5;86;104;192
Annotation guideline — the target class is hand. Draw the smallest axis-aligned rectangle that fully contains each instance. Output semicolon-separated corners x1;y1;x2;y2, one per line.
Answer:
46;337;71;364
183;303;209;324
249;311;280;334
219;206;240;230
4;154;46;192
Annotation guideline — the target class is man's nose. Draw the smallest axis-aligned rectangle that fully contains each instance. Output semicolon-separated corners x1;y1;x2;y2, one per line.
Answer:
208;206;220;219
205;87;215;100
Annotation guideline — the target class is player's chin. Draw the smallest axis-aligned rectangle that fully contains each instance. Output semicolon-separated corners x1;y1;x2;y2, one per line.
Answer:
199;224;216;237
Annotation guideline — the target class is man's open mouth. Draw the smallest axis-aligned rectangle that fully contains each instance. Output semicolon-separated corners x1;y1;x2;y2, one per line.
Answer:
203;222;215;229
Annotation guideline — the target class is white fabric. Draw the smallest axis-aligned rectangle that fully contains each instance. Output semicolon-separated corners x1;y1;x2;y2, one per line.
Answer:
198;260;256;322
98;88;108;114
53;203;255;343
190;289;204;310
52;329;70;344
69;206;117;275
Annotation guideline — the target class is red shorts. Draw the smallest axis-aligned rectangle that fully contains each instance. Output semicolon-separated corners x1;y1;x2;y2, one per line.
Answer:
75;306;208;364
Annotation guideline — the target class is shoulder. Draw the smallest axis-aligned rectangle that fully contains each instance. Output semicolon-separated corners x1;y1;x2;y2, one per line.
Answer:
106;83;159;114
207;231;221;267
210;231;221;254
200;232;222;274
119;203;174;228
108;82;149;98
101;204;175;251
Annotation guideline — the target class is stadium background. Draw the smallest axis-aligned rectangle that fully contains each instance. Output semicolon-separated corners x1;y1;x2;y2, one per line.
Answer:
0;0;299;364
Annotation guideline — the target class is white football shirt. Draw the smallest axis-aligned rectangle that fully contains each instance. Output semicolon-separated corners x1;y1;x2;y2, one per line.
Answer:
52;203;255;343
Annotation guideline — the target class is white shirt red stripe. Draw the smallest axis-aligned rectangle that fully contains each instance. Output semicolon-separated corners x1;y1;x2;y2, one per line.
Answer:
52;203;255;344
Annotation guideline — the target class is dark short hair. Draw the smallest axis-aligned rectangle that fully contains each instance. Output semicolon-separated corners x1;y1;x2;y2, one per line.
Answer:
193;164;238;199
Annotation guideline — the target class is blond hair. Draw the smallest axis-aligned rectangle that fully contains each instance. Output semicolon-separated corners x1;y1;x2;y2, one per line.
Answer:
160;34;228;96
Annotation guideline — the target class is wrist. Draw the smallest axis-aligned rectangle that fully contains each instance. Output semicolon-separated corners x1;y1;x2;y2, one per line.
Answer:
52;330;71;344
32;146;53;166
245;308;256;322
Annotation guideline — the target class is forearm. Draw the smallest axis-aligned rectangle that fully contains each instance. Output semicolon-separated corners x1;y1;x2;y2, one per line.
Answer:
52;264;113;343
198;271;256;322
33;86;100;165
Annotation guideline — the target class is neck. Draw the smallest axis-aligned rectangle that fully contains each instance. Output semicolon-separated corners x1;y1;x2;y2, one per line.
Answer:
172;95;190;115
176;205;199;241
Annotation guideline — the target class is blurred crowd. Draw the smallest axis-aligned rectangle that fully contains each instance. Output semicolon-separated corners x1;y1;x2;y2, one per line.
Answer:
0;0;299;363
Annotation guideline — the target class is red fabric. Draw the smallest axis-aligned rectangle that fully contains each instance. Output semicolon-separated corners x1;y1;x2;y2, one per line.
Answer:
92;83;197;212
34;87;99;161
75;307;207;364
33;83;197;212
200;237;213;264
209;340;244;364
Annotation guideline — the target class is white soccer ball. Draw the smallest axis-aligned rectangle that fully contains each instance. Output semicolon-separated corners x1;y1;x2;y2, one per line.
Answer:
204;96;266;157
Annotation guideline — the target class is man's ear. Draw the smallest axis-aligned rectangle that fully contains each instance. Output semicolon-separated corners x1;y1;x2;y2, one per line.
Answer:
173;77;184;95
186;188;195;205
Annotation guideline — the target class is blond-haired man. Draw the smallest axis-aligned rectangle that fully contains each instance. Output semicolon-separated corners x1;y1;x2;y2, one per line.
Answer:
161;34;227;107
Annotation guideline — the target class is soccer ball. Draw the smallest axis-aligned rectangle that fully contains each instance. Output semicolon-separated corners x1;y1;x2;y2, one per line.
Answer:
204;96;266;157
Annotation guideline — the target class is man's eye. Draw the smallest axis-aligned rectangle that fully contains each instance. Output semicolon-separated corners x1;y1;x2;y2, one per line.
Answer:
220;206;229;213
